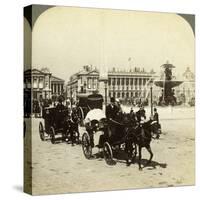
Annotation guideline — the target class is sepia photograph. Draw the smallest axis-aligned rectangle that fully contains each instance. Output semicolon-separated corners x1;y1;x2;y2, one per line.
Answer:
23;5;195;195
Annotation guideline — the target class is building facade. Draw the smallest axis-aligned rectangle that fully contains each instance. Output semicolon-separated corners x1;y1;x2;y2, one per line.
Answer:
67;65;157;103
24;68;52;100
51;76;65;98
24;68;65;101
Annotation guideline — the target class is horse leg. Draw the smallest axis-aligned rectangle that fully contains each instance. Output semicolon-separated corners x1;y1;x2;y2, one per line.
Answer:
145;145;153;165
125;141;132;166
131;143;137;164
138;146;142;170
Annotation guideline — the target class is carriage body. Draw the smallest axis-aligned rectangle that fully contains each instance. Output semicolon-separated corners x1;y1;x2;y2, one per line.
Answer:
77;93;103;124
39;106;69;143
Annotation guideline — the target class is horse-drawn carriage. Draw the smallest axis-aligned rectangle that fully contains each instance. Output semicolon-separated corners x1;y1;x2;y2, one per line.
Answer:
82;107;161;169
39;105;80;144
81;110;138;166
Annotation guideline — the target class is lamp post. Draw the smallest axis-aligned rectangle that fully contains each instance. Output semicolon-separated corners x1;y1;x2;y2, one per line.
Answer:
150;80;153;116
104;80;108;106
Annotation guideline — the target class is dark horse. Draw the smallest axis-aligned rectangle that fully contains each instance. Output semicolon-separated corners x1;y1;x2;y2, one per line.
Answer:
117;112;158;170
128;119;157;170
109;112;138;166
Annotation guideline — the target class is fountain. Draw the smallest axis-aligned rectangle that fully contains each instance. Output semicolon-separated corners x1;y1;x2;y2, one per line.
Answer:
154;61;183;106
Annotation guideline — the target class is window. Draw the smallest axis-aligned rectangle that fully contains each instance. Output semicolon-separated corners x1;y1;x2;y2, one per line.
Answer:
117;92;120;98
39;77;44;89
121;78;124;85
135;78;137;85
33;78;38;88
87;77;91;89
130;78;133;85
139;78;142;86
126;78;129;85
117;78;120;85
108;78;111;86
112;78;116;86
92;78;95;89
143;79;146;85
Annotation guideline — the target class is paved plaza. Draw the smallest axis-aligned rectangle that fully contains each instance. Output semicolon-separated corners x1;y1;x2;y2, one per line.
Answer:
24;106;195;195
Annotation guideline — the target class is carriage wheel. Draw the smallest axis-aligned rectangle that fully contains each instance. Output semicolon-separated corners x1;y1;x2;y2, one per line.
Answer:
39;122;45;141
103;142;114;165
82;132;92;159
49;126;56;144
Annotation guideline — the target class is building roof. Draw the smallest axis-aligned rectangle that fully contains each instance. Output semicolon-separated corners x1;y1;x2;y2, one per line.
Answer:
24;68;51;75
51;76;65;83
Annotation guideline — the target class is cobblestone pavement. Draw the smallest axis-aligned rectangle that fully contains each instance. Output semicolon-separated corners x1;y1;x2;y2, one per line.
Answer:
24;106;195;195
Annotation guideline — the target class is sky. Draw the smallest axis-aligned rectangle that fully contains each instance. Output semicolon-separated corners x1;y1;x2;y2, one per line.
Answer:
24;6;195;82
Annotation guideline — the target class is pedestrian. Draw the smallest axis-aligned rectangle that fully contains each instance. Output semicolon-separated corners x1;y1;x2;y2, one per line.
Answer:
153;108;159;124
153;107;161;139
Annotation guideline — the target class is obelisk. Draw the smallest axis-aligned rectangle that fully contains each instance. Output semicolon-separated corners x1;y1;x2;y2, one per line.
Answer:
99;11;108;106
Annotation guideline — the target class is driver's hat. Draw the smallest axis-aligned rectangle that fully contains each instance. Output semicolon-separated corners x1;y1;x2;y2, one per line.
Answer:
110;97;115;103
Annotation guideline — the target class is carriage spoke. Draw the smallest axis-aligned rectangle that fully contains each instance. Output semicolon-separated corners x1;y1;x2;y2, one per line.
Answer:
82;132;92;159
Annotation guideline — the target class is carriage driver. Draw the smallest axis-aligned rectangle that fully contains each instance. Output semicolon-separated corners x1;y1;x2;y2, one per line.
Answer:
136;106;146;123
105;97;121;138
106;97;120;121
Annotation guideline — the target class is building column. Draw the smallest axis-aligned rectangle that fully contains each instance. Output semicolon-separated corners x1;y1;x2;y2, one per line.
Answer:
59;84;62;94
57;84;59;95
53;84;55;95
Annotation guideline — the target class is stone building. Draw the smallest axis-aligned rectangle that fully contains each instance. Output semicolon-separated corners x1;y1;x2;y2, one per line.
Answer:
51;76;65;98
24;68;52;100
67;65;157;103
24;68;65;101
